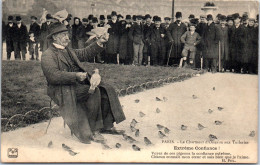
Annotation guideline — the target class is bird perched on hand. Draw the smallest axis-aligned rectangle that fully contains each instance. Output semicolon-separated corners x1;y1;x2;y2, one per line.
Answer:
139;111;145;117
89;69;101;94
209;134;217;141
181;125;187;130
158;131;166;138
144;137;152;145
52;9;68;23
215;121;223;125
132;144;141;151
249;131;255;137
157;124;165;130
198;123;206;130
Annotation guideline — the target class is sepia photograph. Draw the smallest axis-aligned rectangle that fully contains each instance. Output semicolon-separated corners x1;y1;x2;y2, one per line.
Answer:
0;0;259;163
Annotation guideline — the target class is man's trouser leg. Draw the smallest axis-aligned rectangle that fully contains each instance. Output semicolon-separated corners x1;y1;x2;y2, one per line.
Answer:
189;51;196;68
212;58;217;72
159;43;166;66
13;42;21;60
138;41;144;65
133;43;140;65
204;58;210;71
181;48;189;67
35;43;39;60
151;43;159;66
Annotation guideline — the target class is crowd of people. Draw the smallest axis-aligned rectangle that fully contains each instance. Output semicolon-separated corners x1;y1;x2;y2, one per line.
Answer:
2;10;259;74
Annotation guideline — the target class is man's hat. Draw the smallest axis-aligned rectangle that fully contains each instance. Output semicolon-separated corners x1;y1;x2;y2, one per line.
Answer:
82;18;88;22
164;17;171;20
88;14;93;20
207;14;213;20
219;15;227;21
126;15;131;20
227;15;234;21
136;15;143;20
100;15;105;20
153;15;158;22
111;11;117;16
47;22;68;39
8;16;13;21
117;14;123;19
16;16;22;21
46;14;52;20
154;16;161;22
242;13;248;20
31;16;37;20
232;13;241;20
216;13;222;18
132;15;136;21
107;15;111;19
189;18;198;26
189;14;195;19
145;14;151;19
92;17;98;23
175;12;182;18
248;18;255;22
200;14;206;19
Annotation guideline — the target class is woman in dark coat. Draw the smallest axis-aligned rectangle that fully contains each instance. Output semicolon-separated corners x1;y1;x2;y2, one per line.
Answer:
41;23;125;144
119;15;133;64
71;17;82;49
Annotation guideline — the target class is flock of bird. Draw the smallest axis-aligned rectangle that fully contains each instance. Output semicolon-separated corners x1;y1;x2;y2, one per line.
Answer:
47;86;256;155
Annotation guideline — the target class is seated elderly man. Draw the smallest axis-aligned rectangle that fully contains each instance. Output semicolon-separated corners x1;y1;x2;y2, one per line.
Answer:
41;22;126;144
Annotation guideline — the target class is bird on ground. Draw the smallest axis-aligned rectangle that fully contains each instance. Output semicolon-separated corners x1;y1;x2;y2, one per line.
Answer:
163;97;168;102
68;150;78;156
139;111;145;117
192;95;198;99
164;127;170;134
62;143;78;156
156;108;161;113
158;131;166;138
122;134;137;143
181;125;187;130
208;109;213;114
135;129;140;137
48;141;53;148
132;144;141;151
209;134;218;141
157;124;165;130
89;68;101;94
144;137;152;145
198;123;206;130
135;99;140;103
101;142;112;150
215;121;223;125
130;119;138;127
218;107;224;111
156;97;162;101
115;143;121;148
213;87;215;90
249;131;255;137
130;125;137;132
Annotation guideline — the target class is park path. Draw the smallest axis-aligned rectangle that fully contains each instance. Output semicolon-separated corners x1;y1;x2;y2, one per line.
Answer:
1;72;258;163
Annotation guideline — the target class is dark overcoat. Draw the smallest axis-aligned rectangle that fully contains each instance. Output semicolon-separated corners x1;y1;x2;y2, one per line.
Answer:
166;21;186;58
29;22;41;40
128;22;145;44
230;24;248;63
217;25;229;61
143;23;153;54
247;26;258;64
106;20;120;54
119;21;133;61
13;24;28;52
40;22;52;51
5;23;16;53
204;23;220;59
41;42;126;143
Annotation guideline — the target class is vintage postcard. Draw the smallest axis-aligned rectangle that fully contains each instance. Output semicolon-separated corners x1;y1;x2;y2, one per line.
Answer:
1;0;258;163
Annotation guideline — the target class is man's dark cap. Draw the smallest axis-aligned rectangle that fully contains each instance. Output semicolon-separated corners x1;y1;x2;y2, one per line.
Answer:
31;16;37;20
16;16;22;21
175;12;182;18
100;15;105;20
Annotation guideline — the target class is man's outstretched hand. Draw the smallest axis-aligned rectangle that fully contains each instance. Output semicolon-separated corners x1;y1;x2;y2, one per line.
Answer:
97;33;109;45
76;72;87;82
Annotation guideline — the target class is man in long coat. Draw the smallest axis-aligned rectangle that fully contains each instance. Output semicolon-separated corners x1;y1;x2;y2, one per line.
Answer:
106;11;120;64
40;14;52;52
41;22;126;144
247;18;258;74
13;16;28;60
29;16;41;60
6;16;15;60
167;12;187;66
230;13;247;73
204;14;220;72
143;14;153;66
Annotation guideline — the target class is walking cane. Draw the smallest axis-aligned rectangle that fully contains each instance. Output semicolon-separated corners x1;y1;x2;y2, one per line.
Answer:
200;55;203;70
218;41;221;72
117;53;119;65
167;43;174;66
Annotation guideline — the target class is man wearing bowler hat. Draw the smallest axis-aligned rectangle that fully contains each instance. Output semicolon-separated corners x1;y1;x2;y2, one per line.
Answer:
143;14;153;66
5;16;15;60
41;22;125;144
204;14;220;72
98;15;106;27
167;11;187;66
40;14;53;52
29;16;41;60
13;16;28;60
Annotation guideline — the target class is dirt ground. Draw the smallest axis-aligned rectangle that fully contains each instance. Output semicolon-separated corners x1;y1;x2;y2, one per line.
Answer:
1;72;258;163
